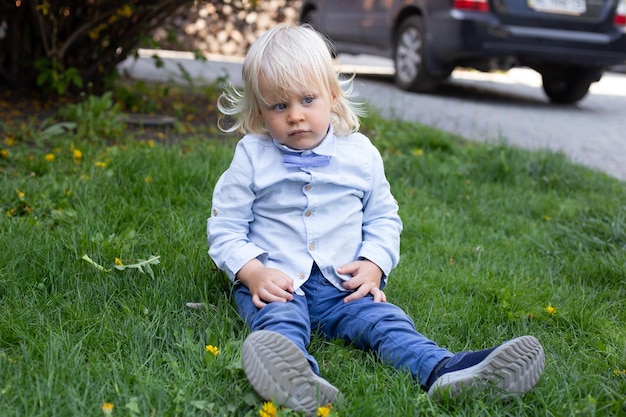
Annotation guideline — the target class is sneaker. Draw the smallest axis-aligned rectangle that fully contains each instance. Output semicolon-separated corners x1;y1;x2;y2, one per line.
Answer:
242;330;339;416
427;335;545;399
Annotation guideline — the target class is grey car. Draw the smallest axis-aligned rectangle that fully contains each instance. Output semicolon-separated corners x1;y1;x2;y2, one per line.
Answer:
299;0;626;103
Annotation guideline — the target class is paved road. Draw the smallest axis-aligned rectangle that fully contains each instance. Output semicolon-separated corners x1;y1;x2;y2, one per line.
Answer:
119;50;626;181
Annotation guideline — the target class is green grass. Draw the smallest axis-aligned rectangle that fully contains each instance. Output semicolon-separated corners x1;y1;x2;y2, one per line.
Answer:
1;106;625;417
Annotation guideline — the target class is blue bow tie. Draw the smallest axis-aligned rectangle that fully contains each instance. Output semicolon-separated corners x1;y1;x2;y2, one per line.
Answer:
283;152;331;169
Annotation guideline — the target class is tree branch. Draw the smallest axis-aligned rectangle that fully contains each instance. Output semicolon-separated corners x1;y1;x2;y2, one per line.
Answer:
27;0;51;57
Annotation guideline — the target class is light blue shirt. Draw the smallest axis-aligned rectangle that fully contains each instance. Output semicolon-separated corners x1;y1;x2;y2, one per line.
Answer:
207;127;403;294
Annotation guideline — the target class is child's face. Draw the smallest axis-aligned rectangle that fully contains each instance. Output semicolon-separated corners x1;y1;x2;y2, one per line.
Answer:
257;81;336;150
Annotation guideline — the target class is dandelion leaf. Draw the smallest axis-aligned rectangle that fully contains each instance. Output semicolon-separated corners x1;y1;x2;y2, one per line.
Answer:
114;255;160;278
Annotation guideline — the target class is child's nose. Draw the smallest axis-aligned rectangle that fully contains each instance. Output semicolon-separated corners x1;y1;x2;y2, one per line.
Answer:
287;105;305;122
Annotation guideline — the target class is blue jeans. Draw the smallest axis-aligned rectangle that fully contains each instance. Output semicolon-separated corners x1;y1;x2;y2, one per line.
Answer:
233;264;452;386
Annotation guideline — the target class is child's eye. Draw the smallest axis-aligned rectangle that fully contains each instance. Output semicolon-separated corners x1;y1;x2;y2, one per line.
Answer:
272;103;287;111
303;96;314;104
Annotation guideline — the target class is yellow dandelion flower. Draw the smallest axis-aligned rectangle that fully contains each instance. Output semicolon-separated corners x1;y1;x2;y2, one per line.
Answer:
95;161;108;168
5;137;17;146
205;345;220;356
412;148;424;156
0;149;9;158
16;190;25;199
144;175;153;183
73;149;83;160
613;369;626;377
101;402;114;416
544;215;552;221
545;305;557;315
115;258;123;266
259;401;277;417
147;140;155;148
318;403;333;417
45;153;55;162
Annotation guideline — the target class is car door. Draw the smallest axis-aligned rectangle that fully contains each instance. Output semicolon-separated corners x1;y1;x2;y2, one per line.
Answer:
323;0;367;43
358;0;399;48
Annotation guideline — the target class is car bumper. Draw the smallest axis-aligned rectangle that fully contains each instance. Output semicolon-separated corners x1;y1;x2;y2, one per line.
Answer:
429;10;626;70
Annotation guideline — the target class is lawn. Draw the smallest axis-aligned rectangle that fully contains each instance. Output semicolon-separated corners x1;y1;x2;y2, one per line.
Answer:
0;84;624;417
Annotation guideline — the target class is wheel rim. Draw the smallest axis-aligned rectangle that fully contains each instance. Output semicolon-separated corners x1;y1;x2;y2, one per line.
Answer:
395;27;422;84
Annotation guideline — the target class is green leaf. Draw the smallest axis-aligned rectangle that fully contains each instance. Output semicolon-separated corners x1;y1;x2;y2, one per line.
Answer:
40;122;76;137
114;255;161;278
189;400;214;411
124;397;141;415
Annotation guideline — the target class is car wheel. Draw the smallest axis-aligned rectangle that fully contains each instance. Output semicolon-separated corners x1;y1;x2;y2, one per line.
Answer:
541;74;592;104
393;16;440;92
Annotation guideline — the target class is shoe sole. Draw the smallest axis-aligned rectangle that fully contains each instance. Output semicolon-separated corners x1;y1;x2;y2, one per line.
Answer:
242;330;339;415
428;335;545;399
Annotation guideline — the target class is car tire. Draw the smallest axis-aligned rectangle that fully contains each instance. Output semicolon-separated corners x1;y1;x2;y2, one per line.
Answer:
393;16;440;92
541;74;592;104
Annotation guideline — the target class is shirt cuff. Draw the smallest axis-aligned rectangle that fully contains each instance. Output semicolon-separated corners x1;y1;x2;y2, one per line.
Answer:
223;244;267;281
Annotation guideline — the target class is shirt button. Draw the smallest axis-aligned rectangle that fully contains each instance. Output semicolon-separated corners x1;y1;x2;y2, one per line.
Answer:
298;272;305;279
305;210;312;217
305;185;312;191
309;243;316;251
212;209;218;216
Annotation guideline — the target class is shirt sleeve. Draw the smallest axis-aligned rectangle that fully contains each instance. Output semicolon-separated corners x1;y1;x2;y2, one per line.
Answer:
357;140;403;279
207;140;267;281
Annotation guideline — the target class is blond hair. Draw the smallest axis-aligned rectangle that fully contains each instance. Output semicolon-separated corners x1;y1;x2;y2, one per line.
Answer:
217;23;364;137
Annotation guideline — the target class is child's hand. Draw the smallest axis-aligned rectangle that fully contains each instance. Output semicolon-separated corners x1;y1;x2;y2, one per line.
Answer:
236;259;295;308
338;260;386;303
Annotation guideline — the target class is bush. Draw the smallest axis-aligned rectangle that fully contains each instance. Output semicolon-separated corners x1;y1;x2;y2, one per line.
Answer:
0;0;197;94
